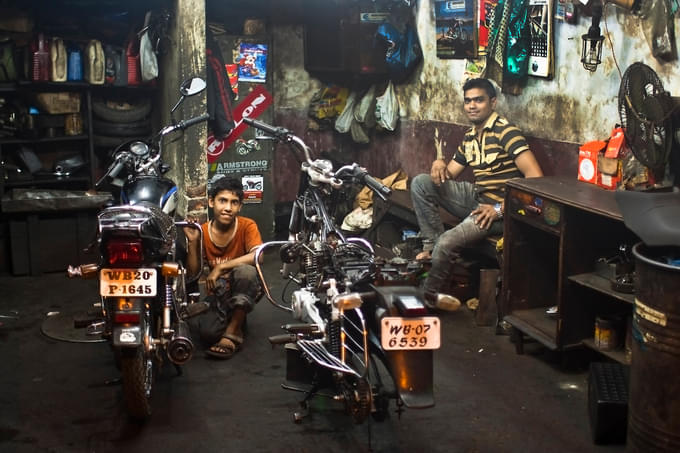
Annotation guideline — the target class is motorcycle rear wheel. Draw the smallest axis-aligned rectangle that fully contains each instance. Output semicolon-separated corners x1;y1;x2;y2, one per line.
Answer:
121;346;154;419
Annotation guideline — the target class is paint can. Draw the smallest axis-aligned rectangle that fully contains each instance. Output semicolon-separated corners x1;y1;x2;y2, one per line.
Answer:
594;316;618;351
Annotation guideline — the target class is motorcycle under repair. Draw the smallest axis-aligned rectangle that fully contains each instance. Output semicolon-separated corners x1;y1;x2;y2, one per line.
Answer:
67;77;209;418
244;117;440;425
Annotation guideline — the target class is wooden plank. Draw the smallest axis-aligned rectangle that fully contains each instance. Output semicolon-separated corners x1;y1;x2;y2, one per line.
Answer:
475;268;500;326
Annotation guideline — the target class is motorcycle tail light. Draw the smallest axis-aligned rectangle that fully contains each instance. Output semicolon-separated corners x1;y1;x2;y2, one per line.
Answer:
113;312;141;323
394;295;428;316
106;238;144;266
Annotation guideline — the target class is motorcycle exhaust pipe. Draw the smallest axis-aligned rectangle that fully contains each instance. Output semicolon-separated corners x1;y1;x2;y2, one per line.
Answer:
167;320;194;365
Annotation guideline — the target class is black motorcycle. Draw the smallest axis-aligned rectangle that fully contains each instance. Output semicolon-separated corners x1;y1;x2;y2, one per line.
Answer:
244;117;440;424
67;77;209;418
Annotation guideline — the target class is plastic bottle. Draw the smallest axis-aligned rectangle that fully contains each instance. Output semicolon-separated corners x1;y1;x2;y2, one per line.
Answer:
67;46;82;81
32;33;49;82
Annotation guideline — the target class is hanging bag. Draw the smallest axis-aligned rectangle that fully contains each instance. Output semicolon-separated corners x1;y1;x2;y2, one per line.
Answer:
334;91;358;134
375;81;399;132
140;11;158;81
375;21;422;83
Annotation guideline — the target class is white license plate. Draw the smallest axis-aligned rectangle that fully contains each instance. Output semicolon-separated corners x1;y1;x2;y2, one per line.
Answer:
381;316;440;350
100;268;157;297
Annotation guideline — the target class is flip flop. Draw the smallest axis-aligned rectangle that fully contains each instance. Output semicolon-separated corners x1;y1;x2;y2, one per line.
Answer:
206;334;243;360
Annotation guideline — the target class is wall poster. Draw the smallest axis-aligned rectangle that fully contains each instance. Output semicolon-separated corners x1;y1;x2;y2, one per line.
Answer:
241;174;263;204
435;0;476;59
237;43;268;83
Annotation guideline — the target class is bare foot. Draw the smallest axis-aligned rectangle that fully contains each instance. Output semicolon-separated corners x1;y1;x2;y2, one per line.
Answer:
416;250;432;260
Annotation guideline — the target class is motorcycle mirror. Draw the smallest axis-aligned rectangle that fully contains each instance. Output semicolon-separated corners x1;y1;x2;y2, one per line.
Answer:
180;77;207;97
171;77;207;114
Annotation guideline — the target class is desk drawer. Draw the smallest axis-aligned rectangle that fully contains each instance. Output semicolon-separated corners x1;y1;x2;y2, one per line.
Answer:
506;188;562;234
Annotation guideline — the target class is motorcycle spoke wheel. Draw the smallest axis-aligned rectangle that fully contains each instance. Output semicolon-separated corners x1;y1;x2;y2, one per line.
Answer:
345;377;372;425
120;347;154;419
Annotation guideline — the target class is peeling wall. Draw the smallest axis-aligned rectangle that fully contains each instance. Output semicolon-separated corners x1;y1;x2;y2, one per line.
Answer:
405;2;680;144
269;1;679;202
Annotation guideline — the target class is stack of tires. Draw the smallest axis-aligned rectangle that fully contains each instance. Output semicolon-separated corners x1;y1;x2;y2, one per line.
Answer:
92;95;152;153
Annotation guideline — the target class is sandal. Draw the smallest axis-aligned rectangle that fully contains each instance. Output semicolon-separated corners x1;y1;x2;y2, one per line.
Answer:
205;333;243;360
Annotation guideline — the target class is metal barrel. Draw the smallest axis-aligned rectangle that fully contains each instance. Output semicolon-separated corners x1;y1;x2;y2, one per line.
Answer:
628;243;680;452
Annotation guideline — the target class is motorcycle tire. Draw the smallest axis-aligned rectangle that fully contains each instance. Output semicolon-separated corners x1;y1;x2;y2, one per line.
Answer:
92;97;152;123
120;346;153;419
93;118;151;137
368;353;394;422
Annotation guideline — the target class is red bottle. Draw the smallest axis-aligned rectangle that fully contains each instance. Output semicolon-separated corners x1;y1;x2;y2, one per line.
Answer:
32;33;50;81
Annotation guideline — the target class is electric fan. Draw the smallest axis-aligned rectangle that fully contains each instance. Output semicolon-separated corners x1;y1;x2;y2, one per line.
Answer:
618;62;675;172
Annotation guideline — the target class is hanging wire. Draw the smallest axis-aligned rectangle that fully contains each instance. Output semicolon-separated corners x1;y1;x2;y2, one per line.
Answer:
602;2;623;80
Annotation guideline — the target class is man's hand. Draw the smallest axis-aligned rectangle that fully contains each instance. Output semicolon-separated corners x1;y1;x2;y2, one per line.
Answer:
472;204;501;230
430;159;448;186
183;219;200;243
206;266;228;294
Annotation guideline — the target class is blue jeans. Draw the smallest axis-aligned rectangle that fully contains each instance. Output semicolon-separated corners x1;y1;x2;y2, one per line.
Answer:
410;174;503;295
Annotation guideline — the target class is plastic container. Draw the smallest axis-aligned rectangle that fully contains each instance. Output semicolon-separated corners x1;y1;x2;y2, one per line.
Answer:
67;47;82;81
50;37;66;82
84;39;104;85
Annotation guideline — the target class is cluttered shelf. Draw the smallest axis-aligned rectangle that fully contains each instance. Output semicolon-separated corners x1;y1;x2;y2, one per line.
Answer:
3;175;90;188
503;308;558;350
568;273;635;305
0;134;89;145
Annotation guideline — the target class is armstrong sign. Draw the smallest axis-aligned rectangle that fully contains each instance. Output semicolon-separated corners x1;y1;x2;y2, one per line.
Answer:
207;85;273;163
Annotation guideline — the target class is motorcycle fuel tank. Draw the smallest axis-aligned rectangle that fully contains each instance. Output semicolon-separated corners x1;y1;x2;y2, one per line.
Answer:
122;176;178;214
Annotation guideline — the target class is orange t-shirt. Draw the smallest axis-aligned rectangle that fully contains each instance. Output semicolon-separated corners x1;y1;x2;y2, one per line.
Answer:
201;217;262;269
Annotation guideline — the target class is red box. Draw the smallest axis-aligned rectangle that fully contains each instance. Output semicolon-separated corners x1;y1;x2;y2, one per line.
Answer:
578;140;606;184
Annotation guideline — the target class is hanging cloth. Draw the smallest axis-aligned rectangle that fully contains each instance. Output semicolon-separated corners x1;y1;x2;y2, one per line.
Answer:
206;28;235;138
485;0;531;94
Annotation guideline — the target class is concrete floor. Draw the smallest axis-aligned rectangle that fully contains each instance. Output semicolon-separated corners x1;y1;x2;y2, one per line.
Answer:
0;262;627;453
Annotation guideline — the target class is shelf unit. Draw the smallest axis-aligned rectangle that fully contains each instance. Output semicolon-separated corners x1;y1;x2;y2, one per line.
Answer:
501;176;638;364
0;81;95;197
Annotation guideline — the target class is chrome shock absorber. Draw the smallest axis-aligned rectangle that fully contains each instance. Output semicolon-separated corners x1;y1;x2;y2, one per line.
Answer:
303;243;323;289
162;278;173;335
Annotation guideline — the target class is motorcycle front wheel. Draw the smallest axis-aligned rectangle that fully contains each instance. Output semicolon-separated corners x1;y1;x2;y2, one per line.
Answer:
120;346;154;419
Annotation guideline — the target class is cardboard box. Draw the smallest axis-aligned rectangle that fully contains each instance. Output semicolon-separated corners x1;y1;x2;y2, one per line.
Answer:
597;156;622;190
578;140;606;184
597;127;626;190
34;92;81;114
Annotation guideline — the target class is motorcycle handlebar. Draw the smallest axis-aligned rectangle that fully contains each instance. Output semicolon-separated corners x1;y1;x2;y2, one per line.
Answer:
360;171;392;201
177;113;210;130
243;117;314;165
243;117;290;137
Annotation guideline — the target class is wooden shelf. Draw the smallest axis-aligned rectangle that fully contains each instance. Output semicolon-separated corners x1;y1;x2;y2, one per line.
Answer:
582;338;630;364
0;135;89;145
504;309;558;350
4;175;90;187
568;273;635;304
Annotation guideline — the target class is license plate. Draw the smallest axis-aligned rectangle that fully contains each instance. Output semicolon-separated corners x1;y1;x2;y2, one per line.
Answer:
381;316;440;350
100;268;157;297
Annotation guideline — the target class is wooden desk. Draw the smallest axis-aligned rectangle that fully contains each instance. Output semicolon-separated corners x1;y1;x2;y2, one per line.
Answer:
501;176;638;364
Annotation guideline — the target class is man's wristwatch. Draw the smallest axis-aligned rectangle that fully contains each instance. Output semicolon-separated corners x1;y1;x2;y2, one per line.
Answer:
493;203;503;219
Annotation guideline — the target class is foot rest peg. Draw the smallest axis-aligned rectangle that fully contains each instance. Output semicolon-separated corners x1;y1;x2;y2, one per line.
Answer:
281;323;319;334
268;334;298;345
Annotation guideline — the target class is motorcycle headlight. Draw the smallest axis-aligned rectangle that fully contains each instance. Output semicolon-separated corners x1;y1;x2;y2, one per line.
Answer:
129;141;149;156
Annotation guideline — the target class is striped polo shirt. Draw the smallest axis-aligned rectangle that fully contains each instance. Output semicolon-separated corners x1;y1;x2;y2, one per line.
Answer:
452;112;530;204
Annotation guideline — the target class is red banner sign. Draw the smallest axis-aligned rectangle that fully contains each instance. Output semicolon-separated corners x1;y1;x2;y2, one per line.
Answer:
207;85;272;163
